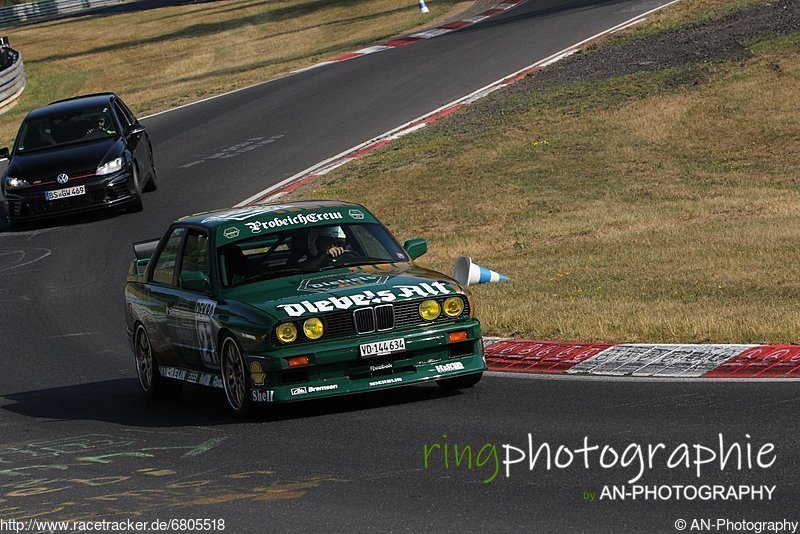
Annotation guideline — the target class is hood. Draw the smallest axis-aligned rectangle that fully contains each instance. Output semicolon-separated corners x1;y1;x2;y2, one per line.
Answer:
6;138;121;181
224;263;466;319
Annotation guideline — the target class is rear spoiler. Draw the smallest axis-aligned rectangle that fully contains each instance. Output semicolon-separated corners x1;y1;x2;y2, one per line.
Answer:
130;238;160;277
132;238;160;261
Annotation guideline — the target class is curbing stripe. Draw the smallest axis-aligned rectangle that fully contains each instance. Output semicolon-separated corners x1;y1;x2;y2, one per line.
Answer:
484;339;800;379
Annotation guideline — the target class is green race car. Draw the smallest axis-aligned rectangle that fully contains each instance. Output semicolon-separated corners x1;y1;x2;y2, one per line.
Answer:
125;200;485;414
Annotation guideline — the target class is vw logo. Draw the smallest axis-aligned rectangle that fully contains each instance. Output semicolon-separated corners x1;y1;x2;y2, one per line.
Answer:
56;173;69;184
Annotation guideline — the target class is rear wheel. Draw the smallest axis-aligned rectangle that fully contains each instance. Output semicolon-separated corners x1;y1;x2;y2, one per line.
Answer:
436;372;483;391
221;336;251;416
134;325;182;399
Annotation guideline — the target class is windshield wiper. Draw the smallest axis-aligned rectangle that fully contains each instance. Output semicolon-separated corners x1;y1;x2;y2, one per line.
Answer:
233;268;309;286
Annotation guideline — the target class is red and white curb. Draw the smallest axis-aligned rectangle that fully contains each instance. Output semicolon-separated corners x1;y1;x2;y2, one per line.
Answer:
237;0;682;207
291;1;526;74
484;339;800;378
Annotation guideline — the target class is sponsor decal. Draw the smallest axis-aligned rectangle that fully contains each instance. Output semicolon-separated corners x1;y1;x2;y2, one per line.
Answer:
195;299;218;367
251;389;274;402
298;274;389;293
249;361;266;386
349;209;364;220
309;384;338;393
56;173;69;184
158;366;223;388
277;281;452;317
369;377;403;387
223;227;240;239
244;211;344;234
369;363;393;373
291;387;308;396
435;361;465;373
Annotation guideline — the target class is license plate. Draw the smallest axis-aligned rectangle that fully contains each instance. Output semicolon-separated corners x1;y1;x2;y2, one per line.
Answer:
360;338;405;358
45;185;85;201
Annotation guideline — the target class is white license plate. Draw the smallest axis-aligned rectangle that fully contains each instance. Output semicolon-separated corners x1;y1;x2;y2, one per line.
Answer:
360;338;405;358
45;185;85;201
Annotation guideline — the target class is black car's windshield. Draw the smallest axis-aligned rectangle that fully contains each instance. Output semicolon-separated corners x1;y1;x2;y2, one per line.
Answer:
218;222;409;288
16;107;118;154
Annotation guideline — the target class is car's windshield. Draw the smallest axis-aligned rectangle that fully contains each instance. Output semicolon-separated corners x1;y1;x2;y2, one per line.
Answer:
218;222;409;288
16;107;118;154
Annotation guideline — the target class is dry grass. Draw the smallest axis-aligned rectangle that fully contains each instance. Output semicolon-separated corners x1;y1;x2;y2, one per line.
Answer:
288;25;800;342
0;0;459;145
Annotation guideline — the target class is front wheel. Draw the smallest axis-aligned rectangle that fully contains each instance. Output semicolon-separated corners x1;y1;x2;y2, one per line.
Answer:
127;164;144;212
436;372;483;391
221;336;251;416
134;324;182;399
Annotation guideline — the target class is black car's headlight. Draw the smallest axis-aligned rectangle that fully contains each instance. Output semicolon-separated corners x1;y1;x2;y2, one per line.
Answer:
4;176;31;190
96;157;124;176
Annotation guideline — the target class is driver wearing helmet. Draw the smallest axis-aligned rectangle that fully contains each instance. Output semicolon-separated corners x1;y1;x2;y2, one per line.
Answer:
304;226;347;269
86;109;116;136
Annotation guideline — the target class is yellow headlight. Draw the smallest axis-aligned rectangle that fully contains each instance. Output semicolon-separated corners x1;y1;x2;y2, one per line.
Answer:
303;317;324;340
276;322;298;344
443;296;464;317
419;299;441;321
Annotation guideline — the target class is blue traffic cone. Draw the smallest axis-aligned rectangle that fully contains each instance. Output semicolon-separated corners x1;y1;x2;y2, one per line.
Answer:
419;0;429;14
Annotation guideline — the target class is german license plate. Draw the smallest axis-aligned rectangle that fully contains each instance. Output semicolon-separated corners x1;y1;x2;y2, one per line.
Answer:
45;185;85;201
360;338;405;358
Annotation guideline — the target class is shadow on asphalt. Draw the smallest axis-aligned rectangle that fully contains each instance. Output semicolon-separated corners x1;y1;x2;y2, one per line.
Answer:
0;202;133;234
1;377;462;426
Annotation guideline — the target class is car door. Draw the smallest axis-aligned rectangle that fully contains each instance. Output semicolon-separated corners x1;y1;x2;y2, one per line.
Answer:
112;98;149;177
145;225;187;366
169;227;220;371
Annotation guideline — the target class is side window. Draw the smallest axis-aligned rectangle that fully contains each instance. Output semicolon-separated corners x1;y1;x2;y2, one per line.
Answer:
113;101;132;134
151;227;186;286
180;230;210;279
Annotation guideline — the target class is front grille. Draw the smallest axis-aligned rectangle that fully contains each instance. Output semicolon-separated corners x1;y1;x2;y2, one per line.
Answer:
282;296;470;344
353;308;375;334
375;304;395;331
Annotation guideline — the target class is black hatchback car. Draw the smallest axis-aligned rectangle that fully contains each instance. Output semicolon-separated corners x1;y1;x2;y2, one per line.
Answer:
0;93;157;225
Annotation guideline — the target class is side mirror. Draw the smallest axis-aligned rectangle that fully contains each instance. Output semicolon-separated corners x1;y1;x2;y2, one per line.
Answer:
127;124;145;137
133;257;150;275
403;238;427;260
180;271;211;293
0;147;9;158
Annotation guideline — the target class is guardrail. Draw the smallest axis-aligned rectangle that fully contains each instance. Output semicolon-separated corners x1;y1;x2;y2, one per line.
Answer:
0;0;129;28
0;44;24;113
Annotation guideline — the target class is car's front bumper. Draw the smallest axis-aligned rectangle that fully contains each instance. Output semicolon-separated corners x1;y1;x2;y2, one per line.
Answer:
246;319;485;403
4;170;136;222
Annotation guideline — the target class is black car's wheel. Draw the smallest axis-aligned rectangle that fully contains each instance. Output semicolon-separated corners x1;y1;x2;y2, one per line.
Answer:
143;144;158;192
221;336;251;416
127;164;144;212
134;324;182;399
436;372;483;391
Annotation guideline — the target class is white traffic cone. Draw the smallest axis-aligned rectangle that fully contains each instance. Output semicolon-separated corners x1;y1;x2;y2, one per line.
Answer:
453;256;509;286
419;0;429;14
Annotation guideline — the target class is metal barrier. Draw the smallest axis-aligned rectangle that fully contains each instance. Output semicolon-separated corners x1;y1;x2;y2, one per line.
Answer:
0;43;24;113
0;0;129;28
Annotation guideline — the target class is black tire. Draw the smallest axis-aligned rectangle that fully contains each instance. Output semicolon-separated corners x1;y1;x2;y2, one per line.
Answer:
221;336;251;416
134;324;182;399
436;372;483;391
143;145;158;192
127;164;144;212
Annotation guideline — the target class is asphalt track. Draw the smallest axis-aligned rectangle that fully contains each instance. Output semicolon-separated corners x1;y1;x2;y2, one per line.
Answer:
1;1;798;531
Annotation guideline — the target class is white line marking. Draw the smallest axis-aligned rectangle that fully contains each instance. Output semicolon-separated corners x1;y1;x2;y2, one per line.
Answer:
235;0;683;206
486;370;800;383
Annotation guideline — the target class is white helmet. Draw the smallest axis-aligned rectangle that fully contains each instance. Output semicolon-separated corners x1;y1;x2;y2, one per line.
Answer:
308;226;346;255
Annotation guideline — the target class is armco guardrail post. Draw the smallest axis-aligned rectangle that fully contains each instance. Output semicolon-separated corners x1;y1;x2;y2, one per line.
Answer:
0;37;26;113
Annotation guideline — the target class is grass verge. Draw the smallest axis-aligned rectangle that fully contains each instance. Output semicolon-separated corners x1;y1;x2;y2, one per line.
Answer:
0;0;460;145
287;0;800;343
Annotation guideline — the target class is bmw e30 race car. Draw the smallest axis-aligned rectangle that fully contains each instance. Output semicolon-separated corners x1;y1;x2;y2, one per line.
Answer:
125;200;485;415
